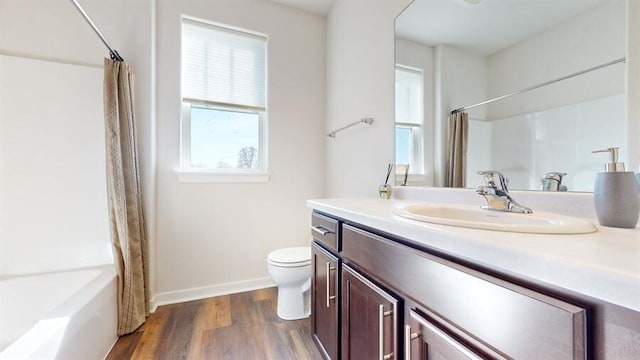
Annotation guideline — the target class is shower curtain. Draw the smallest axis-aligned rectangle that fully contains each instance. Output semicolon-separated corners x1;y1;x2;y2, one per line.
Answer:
444;111;469;188
104;58;149;335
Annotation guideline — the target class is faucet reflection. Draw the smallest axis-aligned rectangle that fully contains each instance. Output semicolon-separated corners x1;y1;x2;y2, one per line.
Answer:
541;172;568;191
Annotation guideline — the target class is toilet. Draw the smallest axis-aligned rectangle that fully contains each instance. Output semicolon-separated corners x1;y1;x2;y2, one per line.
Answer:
267;246;312;320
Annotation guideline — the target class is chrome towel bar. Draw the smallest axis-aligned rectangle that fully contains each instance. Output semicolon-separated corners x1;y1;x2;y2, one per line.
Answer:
327;117;374;138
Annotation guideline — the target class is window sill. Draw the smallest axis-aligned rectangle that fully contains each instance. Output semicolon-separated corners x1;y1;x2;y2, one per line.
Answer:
177;170;271;183
395;173;427;186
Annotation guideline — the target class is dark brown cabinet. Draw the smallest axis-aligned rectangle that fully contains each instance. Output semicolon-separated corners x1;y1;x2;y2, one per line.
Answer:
311;212;591;360
341;264;398;360
342;224;586;360
312;242;339;360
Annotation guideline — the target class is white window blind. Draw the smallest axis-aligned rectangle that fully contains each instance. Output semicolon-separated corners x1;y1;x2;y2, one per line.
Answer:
395;66;423;125
182;19;267;110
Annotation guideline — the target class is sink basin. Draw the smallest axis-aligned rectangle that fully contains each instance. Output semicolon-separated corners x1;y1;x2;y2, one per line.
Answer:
394;203;597;234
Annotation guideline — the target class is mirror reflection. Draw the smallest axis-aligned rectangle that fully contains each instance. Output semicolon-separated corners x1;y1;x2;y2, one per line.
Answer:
395;0;627;191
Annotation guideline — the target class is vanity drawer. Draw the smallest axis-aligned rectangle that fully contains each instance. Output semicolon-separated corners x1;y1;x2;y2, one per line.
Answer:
311;212;340;252
342;224;586;360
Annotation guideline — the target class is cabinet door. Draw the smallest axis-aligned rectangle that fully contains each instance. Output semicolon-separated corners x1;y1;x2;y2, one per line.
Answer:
405;308;503;360
312;242;339;360
342;264;398;360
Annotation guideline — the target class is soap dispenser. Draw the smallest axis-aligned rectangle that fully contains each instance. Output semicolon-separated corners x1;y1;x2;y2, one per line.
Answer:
592;147;639;228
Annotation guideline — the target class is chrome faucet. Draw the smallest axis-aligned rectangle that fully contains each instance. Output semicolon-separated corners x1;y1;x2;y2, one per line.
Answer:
541;172;567;191
476;170;532;214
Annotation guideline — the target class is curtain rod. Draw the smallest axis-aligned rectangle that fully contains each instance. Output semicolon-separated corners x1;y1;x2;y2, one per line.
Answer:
451;57;626;114
70;0;124;62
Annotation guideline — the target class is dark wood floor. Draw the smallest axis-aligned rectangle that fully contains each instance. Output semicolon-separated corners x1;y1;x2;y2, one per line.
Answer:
107;287;323;360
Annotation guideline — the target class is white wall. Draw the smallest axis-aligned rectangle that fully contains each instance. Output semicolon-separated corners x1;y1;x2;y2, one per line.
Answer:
395;38;435;186
466;120;492;185
154;0;326;301
326;0;411;197
434;45;487;187
0;1;154;279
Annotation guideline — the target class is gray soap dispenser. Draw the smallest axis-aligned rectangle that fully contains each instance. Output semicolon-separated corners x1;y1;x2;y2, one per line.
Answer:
592;147;640;228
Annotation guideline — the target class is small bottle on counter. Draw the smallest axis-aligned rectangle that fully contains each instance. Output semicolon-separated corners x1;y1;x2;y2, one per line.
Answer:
592;147;639;228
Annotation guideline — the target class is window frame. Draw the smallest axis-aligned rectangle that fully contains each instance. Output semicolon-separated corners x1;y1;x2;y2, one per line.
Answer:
178;101;269;183
178;17;269;183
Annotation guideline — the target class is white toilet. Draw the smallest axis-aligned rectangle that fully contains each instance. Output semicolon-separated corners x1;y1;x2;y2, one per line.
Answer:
267;246;312;320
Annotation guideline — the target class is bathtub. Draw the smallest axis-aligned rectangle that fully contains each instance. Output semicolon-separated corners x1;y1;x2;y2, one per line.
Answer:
0;265;117;360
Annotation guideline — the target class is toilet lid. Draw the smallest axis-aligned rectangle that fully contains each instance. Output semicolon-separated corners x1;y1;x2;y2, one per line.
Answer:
267;246;311;267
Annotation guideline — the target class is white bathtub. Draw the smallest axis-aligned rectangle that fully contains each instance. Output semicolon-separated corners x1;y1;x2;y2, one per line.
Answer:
0;265;118;360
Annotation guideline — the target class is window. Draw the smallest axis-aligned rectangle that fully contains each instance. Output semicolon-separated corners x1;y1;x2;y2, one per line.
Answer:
395;65;424;176
180;18;268;182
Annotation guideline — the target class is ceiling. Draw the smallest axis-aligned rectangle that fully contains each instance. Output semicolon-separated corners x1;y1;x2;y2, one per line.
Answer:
270;0;336;15
270;0;612;56
395;0;610;55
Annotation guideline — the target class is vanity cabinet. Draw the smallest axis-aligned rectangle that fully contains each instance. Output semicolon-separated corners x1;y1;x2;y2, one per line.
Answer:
341;264;398;360
342;223;587;360
310;210;589;360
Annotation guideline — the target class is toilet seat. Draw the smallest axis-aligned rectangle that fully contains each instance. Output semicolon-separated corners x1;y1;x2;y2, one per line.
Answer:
267;247;311;268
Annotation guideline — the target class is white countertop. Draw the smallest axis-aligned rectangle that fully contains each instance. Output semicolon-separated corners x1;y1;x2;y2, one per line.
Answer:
307;190;640;313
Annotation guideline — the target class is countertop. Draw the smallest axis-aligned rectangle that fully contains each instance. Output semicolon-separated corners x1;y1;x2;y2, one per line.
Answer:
307;192;640;313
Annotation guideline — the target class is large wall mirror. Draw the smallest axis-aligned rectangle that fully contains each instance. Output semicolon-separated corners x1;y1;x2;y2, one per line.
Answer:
395;0;629;191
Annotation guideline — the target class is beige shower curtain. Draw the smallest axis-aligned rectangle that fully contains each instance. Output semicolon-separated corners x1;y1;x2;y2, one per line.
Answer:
104;58;149;335
444;111;469;187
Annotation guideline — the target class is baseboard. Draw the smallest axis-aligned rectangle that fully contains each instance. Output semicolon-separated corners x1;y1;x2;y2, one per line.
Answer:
150;277;276;312
102;336;119;360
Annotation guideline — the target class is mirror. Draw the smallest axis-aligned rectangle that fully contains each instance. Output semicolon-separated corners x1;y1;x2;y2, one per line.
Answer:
395;0;628;191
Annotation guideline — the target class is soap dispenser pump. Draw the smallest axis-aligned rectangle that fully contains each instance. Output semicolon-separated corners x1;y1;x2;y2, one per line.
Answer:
592;147;639;228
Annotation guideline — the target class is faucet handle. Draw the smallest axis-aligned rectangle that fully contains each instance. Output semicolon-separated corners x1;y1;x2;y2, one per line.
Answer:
477;170;509;192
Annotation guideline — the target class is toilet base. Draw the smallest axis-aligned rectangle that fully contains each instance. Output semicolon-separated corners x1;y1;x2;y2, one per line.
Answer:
276;287;310;320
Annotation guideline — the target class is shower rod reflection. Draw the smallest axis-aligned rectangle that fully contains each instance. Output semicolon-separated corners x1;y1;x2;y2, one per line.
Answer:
451;57;626;114
70;0;124;62
327;117;374;138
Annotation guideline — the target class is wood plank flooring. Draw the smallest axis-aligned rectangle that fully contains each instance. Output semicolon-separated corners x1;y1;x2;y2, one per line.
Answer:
107;287;323;360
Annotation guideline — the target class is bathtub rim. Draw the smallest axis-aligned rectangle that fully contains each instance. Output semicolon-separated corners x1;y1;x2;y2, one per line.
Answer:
0;264;118;360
